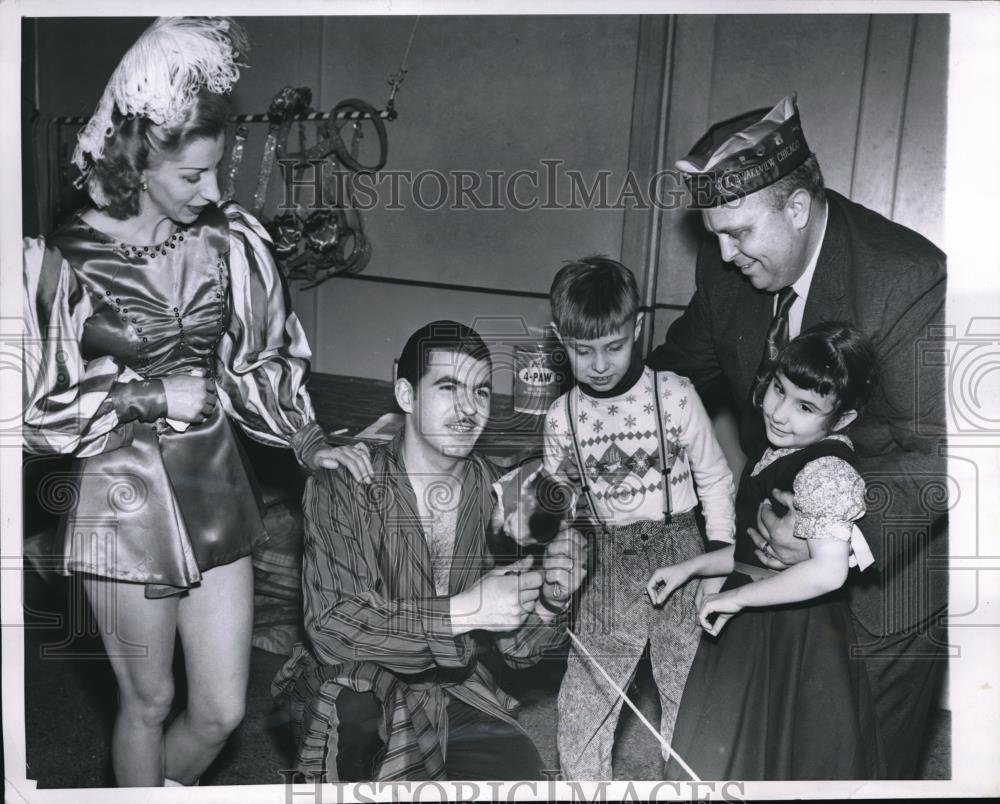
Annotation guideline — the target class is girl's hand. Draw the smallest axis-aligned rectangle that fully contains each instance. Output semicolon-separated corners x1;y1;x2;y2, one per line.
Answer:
695;574;726;612
162;374;217;423
698;591;742;636
646;562;691;607
307;442;374;483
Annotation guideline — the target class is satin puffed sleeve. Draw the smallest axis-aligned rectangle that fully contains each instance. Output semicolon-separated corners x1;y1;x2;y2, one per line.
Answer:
216;203;324;462
22;237;144;457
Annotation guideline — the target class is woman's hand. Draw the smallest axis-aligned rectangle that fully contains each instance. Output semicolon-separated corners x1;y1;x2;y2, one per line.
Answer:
162;374;217;423
307;441;374;483
646;561;693;607
698;590;742;637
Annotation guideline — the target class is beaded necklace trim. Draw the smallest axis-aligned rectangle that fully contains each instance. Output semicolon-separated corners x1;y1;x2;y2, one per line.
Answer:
116;230;186;259
77;215;187;259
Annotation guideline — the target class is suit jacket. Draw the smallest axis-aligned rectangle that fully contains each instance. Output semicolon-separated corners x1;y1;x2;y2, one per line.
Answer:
648;189;947;634
272;433;567;780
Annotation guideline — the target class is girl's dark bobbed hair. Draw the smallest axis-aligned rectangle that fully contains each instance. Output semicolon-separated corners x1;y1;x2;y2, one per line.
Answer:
774;321;879;419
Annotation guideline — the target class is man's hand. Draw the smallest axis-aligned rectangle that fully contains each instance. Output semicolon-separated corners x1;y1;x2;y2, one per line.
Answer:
450;557;543;635
306;442;374;483
537;526;588;617
646;561;692;607
750;489;809;569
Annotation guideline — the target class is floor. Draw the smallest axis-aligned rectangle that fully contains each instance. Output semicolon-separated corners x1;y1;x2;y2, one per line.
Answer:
20;568;950;788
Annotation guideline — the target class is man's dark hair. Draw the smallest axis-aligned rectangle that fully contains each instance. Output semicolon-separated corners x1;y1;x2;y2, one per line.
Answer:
764;153;826;211
396;320;493;385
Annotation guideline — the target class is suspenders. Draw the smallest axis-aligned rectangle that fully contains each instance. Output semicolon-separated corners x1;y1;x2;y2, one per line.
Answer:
564;371;674;533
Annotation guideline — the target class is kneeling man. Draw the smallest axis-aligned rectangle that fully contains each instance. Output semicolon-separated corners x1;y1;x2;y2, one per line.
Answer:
274;320;587;781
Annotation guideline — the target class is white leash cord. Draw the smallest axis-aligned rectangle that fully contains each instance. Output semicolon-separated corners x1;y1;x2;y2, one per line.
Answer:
566;630;702;782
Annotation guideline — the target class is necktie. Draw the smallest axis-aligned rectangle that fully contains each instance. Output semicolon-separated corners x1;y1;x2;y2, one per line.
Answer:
750;286;797;407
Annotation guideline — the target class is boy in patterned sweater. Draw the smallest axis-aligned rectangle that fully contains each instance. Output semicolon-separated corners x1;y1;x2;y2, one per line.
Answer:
544;256;736;779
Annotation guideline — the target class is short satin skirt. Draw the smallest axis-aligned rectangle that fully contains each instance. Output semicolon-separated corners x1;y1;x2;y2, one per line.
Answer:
60;406;266;598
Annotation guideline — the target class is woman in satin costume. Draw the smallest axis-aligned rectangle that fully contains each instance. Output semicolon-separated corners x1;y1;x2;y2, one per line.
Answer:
22;18;372;787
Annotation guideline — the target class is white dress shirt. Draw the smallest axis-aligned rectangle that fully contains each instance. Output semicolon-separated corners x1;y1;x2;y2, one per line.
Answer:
776;204;829;337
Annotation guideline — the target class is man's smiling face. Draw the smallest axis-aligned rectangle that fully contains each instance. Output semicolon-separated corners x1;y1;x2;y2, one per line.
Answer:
409;349;493;459
701;190;810;293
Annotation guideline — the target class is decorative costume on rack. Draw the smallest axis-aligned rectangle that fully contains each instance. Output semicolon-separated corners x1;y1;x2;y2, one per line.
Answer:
261;86;381;287
253;18;420;289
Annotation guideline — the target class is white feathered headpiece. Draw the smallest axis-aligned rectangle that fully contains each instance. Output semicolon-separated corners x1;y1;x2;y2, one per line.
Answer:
72;17;248;201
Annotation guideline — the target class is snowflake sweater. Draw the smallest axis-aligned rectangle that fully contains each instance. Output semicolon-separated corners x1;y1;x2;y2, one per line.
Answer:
543;367;735;542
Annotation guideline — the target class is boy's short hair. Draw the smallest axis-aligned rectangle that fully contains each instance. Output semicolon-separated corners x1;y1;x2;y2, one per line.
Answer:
550;256;640;340
396;320;492;386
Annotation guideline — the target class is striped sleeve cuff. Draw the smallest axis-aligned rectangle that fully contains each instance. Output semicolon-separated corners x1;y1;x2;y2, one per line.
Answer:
290;420;329;469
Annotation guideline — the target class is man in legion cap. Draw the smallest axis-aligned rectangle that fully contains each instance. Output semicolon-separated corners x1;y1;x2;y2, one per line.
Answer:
647;95;947;778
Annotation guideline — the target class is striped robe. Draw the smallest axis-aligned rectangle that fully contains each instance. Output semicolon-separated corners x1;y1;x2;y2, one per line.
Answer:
272;435;568;780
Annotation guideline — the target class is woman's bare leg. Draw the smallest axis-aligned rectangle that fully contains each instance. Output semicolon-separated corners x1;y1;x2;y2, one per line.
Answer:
162;556;254;784
81;575;178;787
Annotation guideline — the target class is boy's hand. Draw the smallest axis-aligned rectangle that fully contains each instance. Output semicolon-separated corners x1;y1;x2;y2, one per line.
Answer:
698;590;741;637
646;561;691;607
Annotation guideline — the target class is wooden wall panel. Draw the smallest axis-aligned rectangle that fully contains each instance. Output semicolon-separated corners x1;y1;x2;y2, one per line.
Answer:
620;15;672;355
307;16;640;378
850;15;914;219
654;15;717;310
310;278;552;394
893;15;948;248
312;16;637;289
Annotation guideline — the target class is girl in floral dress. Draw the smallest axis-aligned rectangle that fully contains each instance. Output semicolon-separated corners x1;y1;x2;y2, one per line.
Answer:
648;322;885;780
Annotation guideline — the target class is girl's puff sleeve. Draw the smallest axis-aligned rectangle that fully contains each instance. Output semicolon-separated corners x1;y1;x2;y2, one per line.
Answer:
22;236;137;457
216;203;326;465
792;456;866;544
